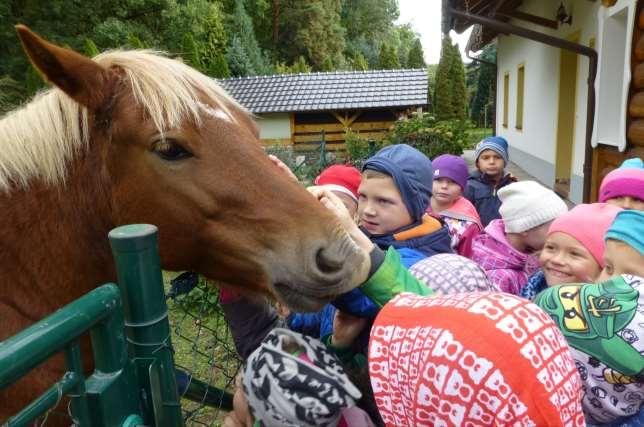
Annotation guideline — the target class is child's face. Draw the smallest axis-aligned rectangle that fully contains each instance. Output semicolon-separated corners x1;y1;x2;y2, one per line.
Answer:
476;149;504;177
331;190;358;218
540;232;602;286
432;177;462;206
597;239;644;281
605;195;644;211
358;176;413;235
520;221;552;254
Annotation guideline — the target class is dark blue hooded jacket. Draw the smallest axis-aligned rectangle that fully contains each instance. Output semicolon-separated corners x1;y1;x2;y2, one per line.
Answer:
463;170;516;227
288;145;452;343
362;144;452;266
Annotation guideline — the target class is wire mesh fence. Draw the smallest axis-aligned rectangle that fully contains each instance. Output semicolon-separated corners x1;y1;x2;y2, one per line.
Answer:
162;135;380;426
165;272;242;426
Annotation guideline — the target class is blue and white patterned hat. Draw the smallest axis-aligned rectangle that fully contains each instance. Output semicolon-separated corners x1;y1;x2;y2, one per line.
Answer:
475;136;509;165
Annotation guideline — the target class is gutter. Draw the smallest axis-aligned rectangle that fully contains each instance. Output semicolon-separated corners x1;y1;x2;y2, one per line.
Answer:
448;8;598;202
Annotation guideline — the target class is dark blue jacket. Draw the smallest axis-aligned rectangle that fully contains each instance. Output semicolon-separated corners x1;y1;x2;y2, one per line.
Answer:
369;223;453;268
520;270;547;301
287;288;377;352
463;171;516;227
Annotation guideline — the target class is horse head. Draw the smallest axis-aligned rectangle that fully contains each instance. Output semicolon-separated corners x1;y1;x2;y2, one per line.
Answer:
12;26;369;312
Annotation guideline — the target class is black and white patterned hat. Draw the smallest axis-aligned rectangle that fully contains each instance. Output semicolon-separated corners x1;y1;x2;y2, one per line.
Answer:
243;328;362;427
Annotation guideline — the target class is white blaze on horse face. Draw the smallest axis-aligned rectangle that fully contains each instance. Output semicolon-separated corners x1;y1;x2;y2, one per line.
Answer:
198;102;233;124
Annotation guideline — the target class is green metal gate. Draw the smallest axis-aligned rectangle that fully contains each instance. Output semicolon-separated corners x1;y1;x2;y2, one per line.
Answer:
0;224;233;426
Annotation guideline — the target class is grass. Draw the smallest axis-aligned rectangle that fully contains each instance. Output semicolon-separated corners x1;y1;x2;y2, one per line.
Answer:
164;271;242;427
464;127;493;150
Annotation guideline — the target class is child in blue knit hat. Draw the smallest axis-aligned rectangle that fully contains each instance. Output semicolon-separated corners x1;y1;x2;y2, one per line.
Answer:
464;136;517;226
598;209;644;281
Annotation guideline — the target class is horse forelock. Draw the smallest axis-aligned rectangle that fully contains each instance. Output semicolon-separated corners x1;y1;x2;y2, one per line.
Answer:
0;49;245;192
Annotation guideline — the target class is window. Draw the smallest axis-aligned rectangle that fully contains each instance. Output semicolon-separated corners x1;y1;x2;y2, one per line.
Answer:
516;64;525;130
503;72;509;128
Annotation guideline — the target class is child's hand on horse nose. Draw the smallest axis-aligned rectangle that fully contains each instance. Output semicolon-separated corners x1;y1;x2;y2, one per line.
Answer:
307;186;355;229
307;186;374;254
268;154;299;182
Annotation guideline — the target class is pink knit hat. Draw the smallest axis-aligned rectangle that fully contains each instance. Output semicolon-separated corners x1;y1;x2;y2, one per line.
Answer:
547;203;622;267
598;163;644;203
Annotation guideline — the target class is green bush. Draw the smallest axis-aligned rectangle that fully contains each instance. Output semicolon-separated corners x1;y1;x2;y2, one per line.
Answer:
345;130;383;167
263;144;322;185
383;113;472;160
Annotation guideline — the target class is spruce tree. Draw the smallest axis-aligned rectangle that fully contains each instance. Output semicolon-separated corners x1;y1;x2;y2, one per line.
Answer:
352;53;369;71
470;44;496;126
227;0;271;76
181;33;203;70
407;38;425;68
227;35;254;77
378;42;400;69
449;42;467;120
434;36;454;120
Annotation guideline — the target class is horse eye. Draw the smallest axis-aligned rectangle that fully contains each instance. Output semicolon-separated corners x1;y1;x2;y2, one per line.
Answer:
153;139;193;161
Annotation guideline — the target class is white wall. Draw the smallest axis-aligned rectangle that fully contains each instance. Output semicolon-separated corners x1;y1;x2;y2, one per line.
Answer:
495;0;600;202
255;113;291;139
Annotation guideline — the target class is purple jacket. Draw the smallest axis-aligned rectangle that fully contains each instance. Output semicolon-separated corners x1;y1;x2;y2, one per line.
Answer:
470;219;540;295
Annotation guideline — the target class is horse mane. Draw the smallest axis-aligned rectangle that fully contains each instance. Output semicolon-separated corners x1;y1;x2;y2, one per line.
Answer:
0;49;242;192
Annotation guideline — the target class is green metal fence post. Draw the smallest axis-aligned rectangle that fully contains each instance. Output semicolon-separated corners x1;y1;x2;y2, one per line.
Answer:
320;130;327;170
85;291;142;426
368;139;376;157
108;224;184;427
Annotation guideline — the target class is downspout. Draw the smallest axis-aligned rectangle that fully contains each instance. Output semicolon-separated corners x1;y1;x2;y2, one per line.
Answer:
449;8;598;202
466;50;497;134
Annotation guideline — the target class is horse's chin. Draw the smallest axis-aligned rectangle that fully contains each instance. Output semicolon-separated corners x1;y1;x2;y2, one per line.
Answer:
272;282;334;312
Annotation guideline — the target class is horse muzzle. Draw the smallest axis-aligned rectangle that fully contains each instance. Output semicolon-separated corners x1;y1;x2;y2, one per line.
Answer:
269;234;370;312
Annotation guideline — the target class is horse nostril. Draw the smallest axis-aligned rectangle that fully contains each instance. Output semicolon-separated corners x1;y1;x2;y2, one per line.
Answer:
315;247;343;274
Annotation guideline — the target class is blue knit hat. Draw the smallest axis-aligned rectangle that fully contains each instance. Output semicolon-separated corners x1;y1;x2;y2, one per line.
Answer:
363;144;433;221
474;136;509;165
605;210;644;255
619;157;644;169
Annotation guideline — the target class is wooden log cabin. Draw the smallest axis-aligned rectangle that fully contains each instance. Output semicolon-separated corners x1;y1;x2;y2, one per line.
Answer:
444;0;644;203
219;69;428;154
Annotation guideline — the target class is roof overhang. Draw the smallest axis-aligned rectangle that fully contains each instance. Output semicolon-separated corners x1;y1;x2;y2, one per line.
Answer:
442;0;524;51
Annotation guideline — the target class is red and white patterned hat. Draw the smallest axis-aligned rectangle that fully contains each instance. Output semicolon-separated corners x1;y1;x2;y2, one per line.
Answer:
368;292;584;427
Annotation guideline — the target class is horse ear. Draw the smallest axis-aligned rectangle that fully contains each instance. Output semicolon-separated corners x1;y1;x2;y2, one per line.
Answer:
15;25;111;110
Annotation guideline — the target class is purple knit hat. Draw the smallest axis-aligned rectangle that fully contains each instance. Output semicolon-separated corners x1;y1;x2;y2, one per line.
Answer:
409;253;498;294
598;157;644;202
431;154;469;190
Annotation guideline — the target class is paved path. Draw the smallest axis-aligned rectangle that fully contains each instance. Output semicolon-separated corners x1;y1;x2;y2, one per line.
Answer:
462;150;575;208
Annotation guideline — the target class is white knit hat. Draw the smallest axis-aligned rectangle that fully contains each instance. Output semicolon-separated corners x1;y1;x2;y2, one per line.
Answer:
498;181;568;233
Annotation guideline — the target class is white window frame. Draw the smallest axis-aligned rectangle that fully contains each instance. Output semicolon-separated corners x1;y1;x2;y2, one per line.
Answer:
592;0;637;151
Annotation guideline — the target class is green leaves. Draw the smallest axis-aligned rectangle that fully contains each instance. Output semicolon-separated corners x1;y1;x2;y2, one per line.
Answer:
378;42;400;70
383;113;471;160
435;35;467;121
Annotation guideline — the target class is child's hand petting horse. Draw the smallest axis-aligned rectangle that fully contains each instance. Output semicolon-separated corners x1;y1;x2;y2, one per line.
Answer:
268;154;299;182
331;309;368;348
307;186;374;253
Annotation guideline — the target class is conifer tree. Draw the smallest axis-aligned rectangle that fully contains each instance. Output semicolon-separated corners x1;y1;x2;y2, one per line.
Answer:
407;38;425;68
352;53;369;71
435;36;454;120
435;35;467;120
378;42;400;69
449;41;467;120
227;0;271;76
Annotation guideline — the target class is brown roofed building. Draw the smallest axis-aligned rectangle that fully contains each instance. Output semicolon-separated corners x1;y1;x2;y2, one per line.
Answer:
219;69;428;153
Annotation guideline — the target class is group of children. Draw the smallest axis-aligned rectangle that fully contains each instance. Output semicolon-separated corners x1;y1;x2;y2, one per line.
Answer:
218;139;644;427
